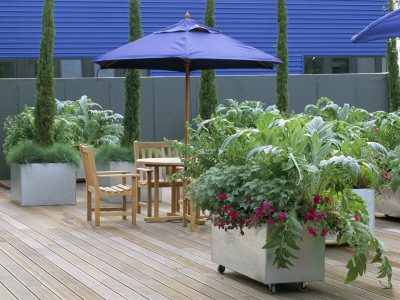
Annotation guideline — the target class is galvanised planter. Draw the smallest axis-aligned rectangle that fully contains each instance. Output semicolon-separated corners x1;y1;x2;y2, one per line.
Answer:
376;188;400;218
211;223;325;293
11;163;76;206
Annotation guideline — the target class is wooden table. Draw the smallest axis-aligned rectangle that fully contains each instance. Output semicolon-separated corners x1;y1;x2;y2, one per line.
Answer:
135;157;184;222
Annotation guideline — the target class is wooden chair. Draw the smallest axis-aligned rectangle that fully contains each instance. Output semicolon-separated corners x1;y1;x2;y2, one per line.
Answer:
134;141;182;217
79;144;139;226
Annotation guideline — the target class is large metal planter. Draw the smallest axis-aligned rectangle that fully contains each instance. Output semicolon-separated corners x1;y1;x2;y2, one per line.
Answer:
96;162;162;203
211;224;325;291
376;188;400;217
11;163;76;206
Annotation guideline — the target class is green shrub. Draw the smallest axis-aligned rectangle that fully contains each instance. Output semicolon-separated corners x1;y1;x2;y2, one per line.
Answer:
94;144;134;163
6;141;80;167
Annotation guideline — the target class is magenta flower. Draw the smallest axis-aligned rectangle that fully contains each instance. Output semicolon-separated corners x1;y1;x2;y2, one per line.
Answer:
281;220;285;224
325;197;330;204
322;210;326;216
282;212;287;217
221;193;227;199
226;220;230;225
317;215;322;221
347;210;350;214
313;195;320;204
246;220;252;226
268;219;274;225
254;215;260;221
308;208;315;215
354;215;359;221
378;190;382;195
384;172;390;179
223;205;229;212
321;228;327;236
218;193;221;198
239;219;245;224
389;195;392;200
244;198;250;204
375;129;379;133
256;208;263;214
264;203;270;208
229;211;238;218
271;207;276;212
264;211;270;216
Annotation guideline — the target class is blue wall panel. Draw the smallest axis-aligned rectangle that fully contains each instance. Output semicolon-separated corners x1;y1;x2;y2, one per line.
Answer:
0;0;388;75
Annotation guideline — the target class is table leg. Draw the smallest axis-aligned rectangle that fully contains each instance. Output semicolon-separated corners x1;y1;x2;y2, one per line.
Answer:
171;166;177;214
154;166;160;218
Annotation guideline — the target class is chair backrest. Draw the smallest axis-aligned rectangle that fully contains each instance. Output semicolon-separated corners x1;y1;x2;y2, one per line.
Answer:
134;141;178;179
79;144;99;189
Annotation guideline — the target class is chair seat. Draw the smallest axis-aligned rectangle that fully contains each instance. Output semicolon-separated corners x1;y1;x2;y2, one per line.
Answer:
99;184;132;194
138;179;183;187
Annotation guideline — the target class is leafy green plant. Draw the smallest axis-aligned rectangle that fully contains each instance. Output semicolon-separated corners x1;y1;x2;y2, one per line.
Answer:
94;144;134;163
6;141;80;167
276;0;289;113
187;102;392;287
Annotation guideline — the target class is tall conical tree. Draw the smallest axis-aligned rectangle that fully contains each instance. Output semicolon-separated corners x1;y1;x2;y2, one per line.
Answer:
121;0;142;146
387;0;400;112
33;0;55;146
198;0;218;120
275;0;289;113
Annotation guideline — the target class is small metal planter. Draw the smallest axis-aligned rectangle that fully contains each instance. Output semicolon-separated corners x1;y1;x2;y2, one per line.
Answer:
11;163;76;206
211;224;325;293
376;188;400;217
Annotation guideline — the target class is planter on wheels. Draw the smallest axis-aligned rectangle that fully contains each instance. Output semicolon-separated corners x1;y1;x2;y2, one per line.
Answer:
211;224;325;293
11;163;76;206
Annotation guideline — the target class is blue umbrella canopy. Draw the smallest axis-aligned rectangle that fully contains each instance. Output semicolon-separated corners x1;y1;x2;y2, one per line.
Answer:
352;8;400;43
93;13;282;143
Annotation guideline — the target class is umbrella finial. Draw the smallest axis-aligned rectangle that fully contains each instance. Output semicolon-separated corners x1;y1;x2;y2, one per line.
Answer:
185;12;190;19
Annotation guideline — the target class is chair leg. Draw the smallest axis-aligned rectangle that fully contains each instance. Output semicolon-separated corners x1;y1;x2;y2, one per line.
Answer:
137;187;141;214
87;191;92;221
147;188;152;217
189;200;196;232
131;179;137;225
176;187;181;212
95;193;101;226
183;197;188;228
122;195;127;220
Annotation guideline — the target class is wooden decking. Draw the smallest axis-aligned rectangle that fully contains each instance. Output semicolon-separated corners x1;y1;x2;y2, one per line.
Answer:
0;182;399;300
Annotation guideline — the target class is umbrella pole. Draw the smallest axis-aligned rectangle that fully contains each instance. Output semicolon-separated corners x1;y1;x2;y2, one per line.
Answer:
184;60;190;145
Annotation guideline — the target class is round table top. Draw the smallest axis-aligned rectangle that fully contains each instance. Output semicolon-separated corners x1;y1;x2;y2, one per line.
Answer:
136;157;183;166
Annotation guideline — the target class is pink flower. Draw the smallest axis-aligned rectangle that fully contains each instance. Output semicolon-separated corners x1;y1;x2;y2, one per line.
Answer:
229;211;238;218
264;203;270;208
313;195;320;204
239;219;245;224
321;228;327;236
246;220;252;226
375;129;379;133
254;215;260;221
308;208;315;215
282;212;287;217
354;215;359;221
281;220;285;224
264;211;270;216
371;130;374;133
384;172;390;179
268;219;274;225
221;193;227;199
322;210;326;216
317;215;322;221
271;207;276;212
256;208;263;214
214;222;218;227
347;210;350;214
388;195;392;200
223;205;229;212
325;197;330;204
378;190;382;195
226;220;230;225
218;193;221;198
277;214;282;219
244;198;250;204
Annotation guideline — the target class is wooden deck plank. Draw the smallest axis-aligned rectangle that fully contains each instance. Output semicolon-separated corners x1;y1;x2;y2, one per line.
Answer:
1;184;400;299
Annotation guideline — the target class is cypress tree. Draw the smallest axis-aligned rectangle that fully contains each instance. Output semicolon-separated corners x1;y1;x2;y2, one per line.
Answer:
387;0;400;112
33;0;55;146
275;0;289;113
121;0;142;146
198;0;218;120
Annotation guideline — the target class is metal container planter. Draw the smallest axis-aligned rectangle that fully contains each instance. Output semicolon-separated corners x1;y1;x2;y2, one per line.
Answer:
11;163;76;206
211;224;325;293
97;162;162;203
326;188;375;241
376;188;400;217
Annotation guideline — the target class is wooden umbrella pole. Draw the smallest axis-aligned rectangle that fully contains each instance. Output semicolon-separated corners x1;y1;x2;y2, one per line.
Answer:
184;59;191;145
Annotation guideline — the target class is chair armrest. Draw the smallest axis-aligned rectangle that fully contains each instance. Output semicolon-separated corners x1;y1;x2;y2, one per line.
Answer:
137;168;153;172
97;174;140;178
97;170;131;174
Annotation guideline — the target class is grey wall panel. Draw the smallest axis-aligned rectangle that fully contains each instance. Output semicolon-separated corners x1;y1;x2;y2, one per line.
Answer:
0;74;392;179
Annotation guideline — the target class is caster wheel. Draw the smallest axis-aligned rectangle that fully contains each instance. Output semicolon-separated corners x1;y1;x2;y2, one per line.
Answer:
217;265;225;274
268;284;276;294
298;282;308;292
